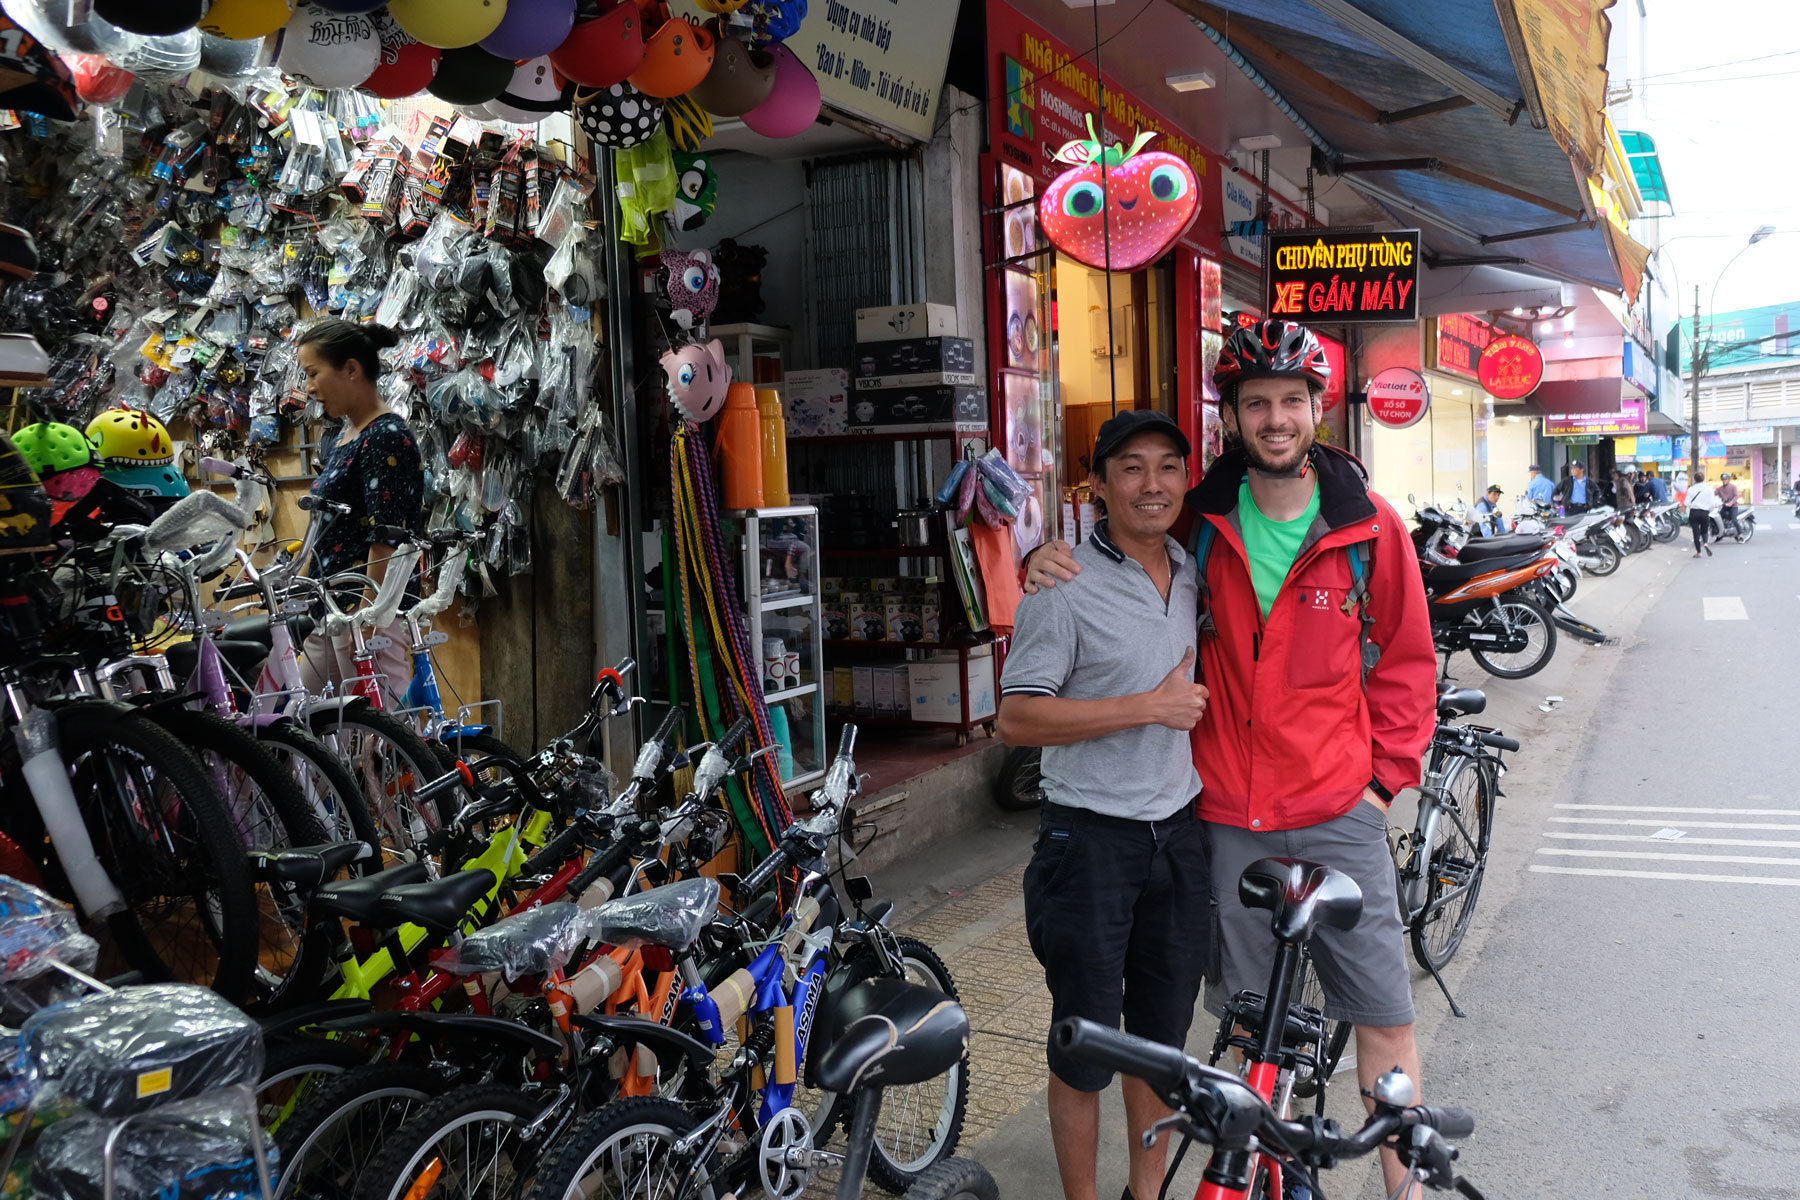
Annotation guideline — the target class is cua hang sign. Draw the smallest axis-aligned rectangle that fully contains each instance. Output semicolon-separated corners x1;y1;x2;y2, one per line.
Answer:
1265;230;1421;324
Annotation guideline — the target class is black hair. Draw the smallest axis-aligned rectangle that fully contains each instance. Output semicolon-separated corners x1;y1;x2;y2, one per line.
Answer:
295;319;401;381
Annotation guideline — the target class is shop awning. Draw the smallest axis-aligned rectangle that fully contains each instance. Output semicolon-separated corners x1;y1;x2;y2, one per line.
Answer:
1617;131;1673;213
1171;0;1649;295
1518;377;1635;416
1417;263;1563;318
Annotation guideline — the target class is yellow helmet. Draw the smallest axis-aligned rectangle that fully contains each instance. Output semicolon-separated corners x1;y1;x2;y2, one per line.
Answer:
85;407;175;467
693;0;749;11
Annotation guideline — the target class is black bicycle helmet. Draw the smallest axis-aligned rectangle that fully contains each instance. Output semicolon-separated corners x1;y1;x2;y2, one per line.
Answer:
1214;317;1331;400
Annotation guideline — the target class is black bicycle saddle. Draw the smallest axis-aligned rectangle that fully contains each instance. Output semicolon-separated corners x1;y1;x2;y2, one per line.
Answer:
1238;857;1363;946
812;978;969;1094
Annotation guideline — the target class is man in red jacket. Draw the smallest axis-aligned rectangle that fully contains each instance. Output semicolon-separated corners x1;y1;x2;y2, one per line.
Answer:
1026;317;1437;1196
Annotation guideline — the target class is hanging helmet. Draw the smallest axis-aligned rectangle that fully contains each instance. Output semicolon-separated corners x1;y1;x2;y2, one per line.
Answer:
739;41;818;138
548;1;643;88
1213;318;1331;400
386;0;507;50
627;5;713;99
13;421;93;476
0;430;53;553
102;462;190;502
86;406;175;466
692;0;746;12
197;0;295;40
574;81;664;149
477;0;573;60
689;24;775;117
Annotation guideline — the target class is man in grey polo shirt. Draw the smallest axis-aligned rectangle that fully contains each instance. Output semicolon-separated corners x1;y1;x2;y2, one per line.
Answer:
996;410;1211;1200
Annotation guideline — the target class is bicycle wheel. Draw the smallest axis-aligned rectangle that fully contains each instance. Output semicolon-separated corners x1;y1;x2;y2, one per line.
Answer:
351;1083;548;1200
1410;758;1495;973
259;1038;369;1136
1468;599;1556;680
146;707;329;1002
259;719;384;869
821;936;969;1193
54;701;258;1002
531;1096;720;1200
276;1062;439;1200
902;1158;999;1200
308;705;454;868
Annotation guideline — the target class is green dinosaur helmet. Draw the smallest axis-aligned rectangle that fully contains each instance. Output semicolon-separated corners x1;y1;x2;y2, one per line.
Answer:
673;152;719;231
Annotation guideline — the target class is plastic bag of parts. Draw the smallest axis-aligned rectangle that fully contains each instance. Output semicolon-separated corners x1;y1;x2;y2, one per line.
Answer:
0;878;98;1024
22;984;263;1118
30;1091;274;1200
974;449;1031;513
592;877;720;952
435;901;603;982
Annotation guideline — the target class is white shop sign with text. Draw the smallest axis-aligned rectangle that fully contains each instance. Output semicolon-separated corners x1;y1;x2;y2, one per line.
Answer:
794;0;958;142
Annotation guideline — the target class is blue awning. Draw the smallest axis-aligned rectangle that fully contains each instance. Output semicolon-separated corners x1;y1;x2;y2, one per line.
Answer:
1183;0;1645;294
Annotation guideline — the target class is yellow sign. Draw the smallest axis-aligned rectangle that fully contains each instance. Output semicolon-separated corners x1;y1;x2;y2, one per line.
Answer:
1508;0;1612;178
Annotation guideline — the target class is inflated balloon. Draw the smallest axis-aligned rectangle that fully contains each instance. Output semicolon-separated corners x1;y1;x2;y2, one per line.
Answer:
361;9;439;98
740;40;818;138
689;26;774;117
574;81;663;149
63;53;135;104
425;43;512;104
198;31;264;74
197;0;293;40
387;0;506;50
113;26;203;79
628;8;712;99
478;0;572;60
547;2;642;88
487;55;570;124
93;0;209;37
273;4;376;89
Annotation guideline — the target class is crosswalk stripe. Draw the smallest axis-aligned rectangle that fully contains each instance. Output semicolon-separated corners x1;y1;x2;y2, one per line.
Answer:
1557;804;1800;816
1704;596;1748;621
1538;848;1800;867
1546;832;1800;849
1550;818;1800;830
1531;865;1800;887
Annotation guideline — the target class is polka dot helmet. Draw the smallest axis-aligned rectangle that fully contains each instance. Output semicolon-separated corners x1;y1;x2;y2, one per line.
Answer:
575;82;666;149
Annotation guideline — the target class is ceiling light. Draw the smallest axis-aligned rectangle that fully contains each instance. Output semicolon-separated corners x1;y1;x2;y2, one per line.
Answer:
1507;415;1522;422
1511;306;1524;316
1238;134;1283;150
1166;70;1217;92
1451;387;1463;395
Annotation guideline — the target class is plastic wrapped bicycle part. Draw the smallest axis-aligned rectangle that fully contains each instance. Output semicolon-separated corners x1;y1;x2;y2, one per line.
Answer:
22;984;264;1118
436;900;603;982
0;877;99;989
593;877;720;952
29;1090;272;1200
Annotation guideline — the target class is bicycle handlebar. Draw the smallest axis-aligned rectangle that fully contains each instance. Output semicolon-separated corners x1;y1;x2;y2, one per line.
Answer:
353;543;423;632
628;705;684;785
1476;731;1519;753
1054;1018;1197;1100
1414;1106;1476;1139
409;544;466;621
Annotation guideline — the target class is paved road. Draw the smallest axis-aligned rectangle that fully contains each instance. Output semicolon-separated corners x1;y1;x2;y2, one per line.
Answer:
882;512;1800;1199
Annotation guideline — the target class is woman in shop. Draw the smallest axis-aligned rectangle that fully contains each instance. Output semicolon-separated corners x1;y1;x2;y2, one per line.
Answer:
293;319;423;704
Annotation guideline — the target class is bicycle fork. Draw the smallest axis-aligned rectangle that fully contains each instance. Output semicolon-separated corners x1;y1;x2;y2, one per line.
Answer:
7;686;125;919
1403;791;1469;1019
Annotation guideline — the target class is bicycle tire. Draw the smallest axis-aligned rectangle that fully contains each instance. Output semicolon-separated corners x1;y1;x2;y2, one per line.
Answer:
901;1158;999;1200
308;705;455;867
821;936;969;1193
275;1062;439;1200
258;720;384;871
53;701;258;1003
259;1037;369;1135
1469;599;1556;680
1410;757;1495;973
351;1082;548;1200
529;1096;720;1200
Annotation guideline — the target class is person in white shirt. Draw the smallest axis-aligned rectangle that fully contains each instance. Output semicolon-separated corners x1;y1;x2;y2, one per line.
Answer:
1684;470;1718;558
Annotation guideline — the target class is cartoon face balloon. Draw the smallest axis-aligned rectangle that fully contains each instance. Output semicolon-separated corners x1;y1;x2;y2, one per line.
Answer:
661;339;731;424
661;247;721;332
1038;119;1200;273
673;152;718;231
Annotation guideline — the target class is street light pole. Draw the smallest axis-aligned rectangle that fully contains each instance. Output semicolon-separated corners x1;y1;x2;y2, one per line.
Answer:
1690;285;1701;484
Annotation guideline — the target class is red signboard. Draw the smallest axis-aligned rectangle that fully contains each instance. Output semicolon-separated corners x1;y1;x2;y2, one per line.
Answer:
1477;335;1544;399
1318;333;1347;413
1367;367;1430;429
1434;313;1496;379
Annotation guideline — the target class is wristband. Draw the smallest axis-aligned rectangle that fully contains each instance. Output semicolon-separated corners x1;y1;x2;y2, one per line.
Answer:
1367;776;1394;804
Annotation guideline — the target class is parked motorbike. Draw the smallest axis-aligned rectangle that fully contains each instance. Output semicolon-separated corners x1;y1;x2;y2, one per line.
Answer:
1428;508;1607;648
1411;504;1561;679
1649;500;1683;543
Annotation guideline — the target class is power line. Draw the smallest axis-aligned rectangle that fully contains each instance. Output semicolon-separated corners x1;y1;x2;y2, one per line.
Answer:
1630;48;1800;81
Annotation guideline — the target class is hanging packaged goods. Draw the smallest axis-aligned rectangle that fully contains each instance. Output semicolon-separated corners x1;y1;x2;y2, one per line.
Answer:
1265;230;1421;324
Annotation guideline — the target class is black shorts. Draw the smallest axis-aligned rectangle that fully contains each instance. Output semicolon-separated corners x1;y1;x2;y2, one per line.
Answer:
1023;800;1211;1092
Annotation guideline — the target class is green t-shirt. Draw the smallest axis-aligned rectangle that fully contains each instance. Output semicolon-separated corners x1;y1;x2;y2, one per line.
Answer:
1238;479;1321;618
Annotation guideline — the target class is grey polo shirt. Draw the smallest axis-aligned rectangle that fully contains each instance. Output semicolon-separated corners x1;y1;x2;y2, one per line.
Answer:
1000;522;1202;822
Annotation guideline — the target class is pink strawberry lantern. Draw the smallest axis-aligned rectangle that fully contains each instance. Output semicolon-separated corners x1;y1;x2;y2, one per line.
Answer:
1038;116;1200;272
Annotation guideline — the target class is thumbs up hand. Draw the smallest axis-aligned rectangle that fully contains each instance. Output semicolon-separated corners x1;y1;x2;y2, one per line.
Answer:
1145;647;1209;731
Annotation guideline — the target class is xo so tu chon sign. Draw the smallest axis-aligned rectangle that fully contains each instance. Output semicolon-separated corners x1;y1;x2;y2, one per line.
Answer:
1366;367;1430;428
1476;335;1544;400
1266;230;1420;323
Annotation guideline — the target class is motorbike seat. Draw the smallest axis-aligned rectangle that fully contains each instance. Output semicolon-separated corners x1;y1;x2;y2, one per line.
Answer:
165;637;270;682
374;868;498;935
1458;535;1550;563
591;876;720;952
249;840;371;890
1238;857;1363;946
812;978;970;1094
1423;552;1548;589
1436;688;1487;718
224;613;318;647
311;861;431;925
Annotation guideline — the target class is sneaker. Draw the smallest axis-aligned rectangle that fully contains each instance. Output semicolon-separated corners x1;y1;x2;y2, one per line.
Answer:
1704;545;1713;557
0;18;79;122
0;333;49;387
0;223;39;280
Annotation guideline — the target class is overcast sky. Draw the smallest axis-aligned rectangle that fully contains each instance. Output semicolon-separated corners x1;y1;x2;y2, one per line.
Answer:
1617;2;1800;323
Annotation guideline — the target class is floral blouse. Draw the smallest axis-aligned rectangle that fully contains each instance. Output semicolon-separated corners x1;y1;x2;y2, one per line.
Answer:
309;412;422;580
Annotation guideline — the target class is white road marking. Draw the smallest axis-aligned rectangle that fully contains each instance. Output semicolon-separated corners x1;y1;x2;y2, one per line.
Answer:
1546;832;1800;849
1703;595;1748;621
1538;848;1800;867
1531;865;1800;887
1551;818;1800;830
1557;804;1800;815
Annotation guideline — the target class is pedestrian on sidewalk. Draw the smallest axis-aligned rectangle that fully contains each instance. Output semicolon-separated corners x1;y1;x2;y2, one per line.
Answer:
1717;473;1742;539
997;409;1212;1200
1554;461;1592;513
1525;463;1554;507
1685;469;1718;557
1472;484;1508;536
1023;319;1439;1200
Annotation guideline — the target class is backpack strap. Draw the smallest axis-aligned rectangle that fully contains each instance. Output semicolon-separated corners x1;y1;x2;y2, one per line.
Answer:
1341;539;1380;685
1189;519;1217;639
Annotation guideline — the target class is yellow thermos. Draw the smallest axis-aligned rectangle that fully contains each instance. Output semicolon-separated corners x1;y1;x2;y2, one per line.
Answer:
756;387;790;506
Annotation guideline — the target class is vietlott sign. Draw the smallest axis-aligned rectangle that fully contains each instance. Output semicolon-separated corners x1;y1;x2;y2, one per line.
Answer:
1266;230;1420;323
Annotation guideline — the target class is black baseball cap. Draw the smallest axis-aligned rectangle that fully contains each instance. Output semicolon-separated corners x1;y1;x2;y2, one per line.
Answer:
1092;410;1190;469
1486;484;1503;495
